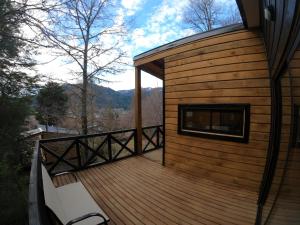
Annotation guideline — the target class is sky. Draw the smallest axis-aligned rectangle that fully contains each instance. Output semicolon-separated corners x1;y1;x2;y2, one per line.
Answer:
33;0;239;91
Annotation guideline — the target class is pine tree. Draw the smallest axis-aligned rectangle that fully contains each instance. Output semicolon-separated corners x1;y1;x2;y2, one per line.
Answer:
0;0;37;224
36;82;68;131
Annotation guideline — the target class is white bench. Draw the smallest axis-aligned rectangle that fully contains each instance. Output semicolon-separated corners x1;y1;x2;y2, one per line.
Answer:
41;165;109;225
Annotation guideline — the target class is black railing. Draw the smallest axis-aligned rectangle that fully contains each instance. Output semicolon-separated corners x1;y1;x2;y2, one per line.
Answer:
142;125;163;152
39;126;164;175
39;128;137;175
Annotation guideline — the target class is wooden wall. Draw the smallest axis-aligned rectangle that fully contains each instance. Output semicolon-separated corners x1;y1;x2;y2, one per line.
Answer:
163;29;270;192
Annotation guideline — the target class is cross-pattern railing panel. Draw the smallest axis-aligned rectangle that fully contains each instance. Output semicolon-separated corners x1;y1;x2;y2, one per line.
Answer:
142;125;163;153
39;128;137;175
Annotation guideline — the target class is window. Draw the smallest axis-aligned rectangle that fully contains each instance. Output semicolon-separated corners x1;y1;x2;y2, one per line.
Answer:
294;105;300;147
178;104;250;143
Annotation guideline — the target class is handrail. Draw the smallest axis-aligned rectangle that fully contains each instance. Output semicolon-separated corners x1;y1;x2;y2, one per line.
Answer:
28;142;51;225
40;128;136;143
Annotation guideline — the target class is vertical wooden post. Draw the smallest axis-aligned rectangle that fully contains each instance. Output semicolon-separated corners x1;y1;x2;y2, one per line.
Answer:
108;133;112;162
135;67;142;154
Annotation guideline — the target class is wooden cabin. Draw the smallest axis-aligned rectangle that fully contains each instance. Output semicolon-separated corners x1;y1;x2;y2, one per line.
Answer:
29;1;300;225
133;0;300;224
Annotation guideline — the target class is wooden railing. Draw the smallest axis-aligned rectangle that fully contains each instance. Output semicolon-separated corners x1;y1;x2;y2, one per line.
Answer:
39;128;137;175
142;125;163;152
39;125;163;175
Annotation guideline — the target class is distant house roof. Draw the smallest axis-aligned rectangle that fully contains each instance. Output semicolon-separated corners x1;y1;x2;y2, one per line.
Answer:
22;125;78;138
22;128;44;138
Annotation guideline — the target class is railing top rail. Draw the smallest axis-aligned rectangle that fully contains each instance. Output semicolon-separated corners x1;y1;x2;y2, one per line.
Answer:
142;125;163;130
28;141;51;225
40;128;137;143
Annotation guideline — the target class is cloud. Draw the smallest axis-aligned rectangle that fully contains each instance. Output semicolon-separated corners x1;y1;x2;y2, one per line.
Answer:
129;0;193;56
121;0;143;16
30;0;195;90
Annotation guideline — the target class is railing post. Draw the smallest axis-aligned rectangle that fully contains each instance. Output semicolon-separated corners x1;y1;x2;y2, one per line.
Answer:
75;140;81;169
135;67;142;154
156;126;160;148
108;133;112;162
134;129;138;155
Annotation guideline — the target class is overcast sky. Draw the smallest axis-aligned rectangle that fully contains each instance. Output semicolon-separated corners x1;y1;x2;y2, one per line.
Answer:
34;0;239;91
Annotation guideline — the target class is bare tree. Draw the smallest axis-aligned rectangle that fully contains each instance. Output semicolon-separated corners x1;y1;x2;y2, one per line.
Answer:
62;83;100;134
183;0;220;32
142;88;163;127
182;0;241;32
37;0;128;134
220;4;242;26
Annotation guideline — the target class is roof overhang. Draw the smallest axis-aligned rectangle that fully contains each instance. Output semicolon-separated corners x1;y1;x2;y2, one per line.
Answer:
236;0;260;28
133;23;244;63
133;24;245;80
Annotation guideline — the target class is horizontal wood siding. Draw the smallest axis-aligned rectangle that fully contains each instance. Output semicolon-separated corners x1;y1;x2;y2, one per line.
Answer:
163;29;270;192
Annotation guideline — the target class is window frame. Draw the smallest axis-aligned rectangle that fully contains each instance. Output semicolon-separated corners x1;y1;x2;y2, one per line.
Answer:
293;104;300;148
177;104;250;143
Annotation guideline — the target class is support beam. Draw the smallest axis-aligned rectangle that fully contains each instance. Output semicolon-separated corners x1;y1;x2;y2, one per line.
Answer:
140;62;164;80
135;67;142;154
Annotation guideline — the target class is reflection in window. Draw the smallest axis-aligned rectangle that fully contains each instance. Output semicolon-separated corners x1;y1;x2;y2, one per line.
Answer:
294;105;300;147
178;104;250;142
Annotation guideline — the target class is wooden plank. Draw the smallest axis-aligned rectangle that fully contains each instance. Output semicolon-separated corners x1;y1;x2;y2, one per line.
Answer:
165;61;268;80
165;38;264;64
165;87;270;98
103;157;257;223
49;156;265;225
165;70;269;85
165;45;265;69
165;134;269;153
108;160;254;225
165;79;270;92
165;53;267;74
134;30;261;66
165;141;266;166
166;96;271;105
164;154;260;192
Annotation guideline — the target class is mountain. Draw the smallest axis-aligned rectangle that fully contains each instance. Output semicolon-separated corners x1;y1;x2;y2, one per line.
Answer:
63;83;162;110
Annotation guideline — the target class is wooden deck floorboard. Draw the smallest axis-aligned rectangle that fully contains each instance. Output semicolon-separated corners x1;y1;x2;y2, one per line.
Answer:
53;156;258;225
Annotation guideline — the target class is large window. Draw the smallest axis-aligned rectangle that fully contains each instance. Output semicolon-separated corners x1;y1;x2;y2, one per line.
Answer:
294;105;300;147
178;104;250;142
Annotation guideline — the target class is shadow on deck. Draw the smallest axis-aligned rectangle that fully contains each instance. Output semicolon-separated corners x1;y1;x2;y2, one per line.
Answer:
53;154;257;225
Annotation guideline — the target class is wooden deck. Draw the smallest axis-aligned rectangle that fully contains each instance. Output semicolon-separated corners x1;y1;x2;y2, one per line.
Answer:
53;155;258;225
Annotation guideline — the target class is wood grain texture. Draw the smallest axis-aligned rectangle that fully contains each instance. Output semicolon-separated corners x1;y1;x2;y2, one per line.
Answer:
163;29;270;192
53;156;258;225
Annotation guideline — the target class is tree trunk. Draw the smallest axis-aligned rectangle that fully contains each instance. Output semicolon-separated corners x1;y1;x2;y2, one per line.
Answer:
81;74;88;135
81;25;90;135
81;44;89;135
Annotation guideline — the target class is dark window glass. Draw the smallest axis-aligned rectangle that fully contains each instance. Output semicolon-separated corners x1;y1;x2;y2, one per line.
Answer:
178;104;250;143
183;110;210;131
